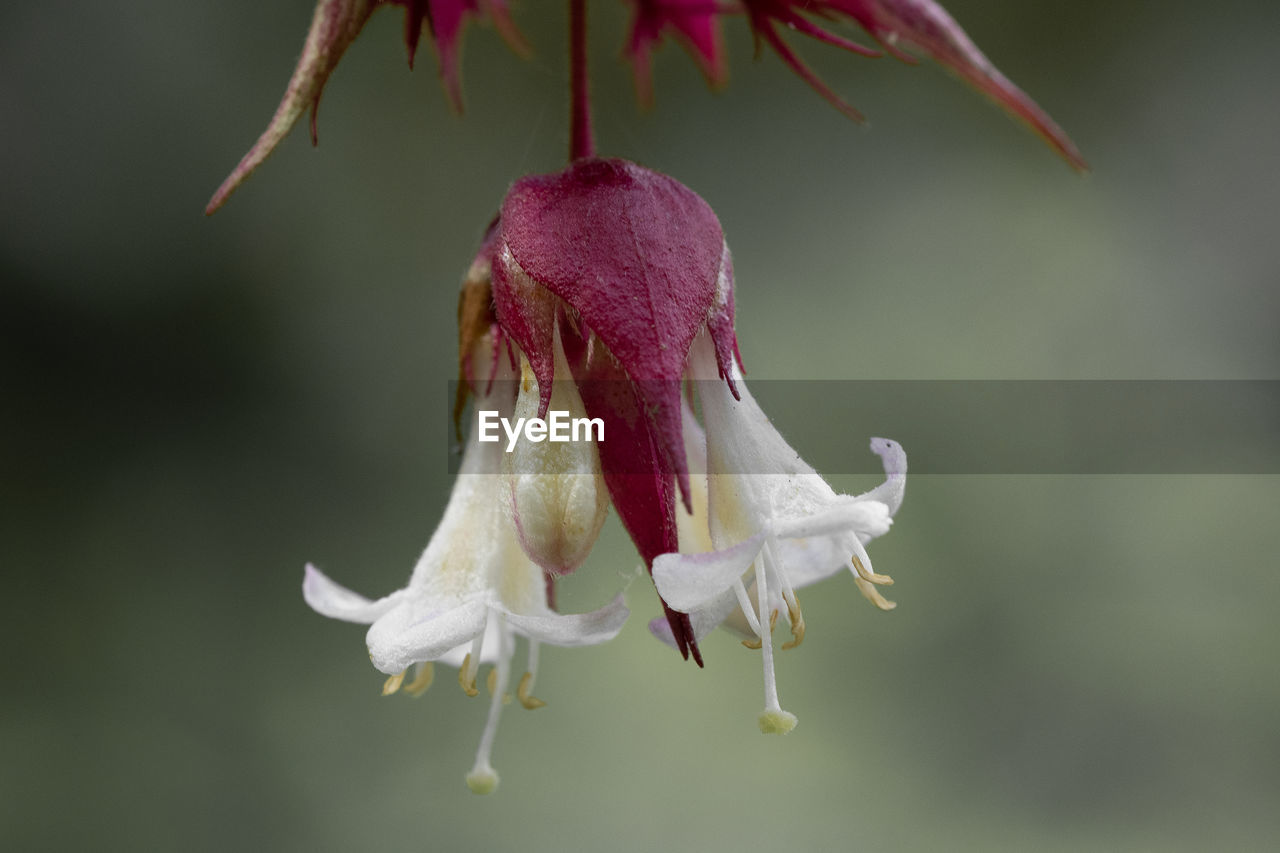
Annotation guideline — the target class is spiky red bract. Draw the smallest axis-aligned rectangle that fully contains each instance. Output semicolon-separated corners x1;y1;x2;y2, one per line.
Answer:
625;0;729;105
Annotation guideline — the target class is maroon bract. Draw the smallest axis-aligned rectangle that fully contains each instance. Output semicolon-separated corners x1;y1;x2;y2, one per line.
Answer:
489;158;741;662
624;0;728;105
207;0;1086;214
409;0;530;110
205;0;527;215
739;0;1088;170
741;0;882;122
831;0;1088;170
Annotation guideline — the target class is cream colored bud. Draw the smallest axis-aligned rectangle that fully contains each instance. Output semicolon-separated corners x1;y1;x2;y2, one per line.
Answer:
502;337;608;576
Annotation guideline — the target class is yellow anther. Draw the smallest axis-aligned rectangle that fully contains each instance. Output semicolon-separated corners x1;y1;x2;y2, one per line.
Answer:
520;358;535;393
486;667;498;696
517;672;547;709
458;653;479;697
404;662;435;697
769;609;779;631
381;671;405;696
851;555;894;586
856;577;897;611
741;636;762;650
781;593;806;651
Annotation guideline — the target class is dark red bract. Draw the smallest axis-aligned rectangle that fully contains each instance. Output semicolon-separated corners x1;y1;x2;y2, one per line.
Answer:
625;0;728;105
489;158;742;663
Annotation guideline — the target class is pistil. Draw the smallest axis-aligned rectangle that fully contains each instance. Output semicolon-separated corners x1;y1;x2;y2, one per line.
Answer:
466;619;514;794
755;544;797;734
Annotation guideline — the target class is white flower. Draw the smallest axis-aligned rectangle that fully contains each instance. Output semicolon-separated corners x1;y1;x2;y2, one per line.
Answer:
652;337;906;733
303;378;628;794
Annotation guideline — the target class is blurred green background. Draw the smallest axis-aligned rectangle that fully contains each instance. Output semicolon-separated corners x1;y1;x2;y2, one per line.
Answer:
3;0;1278;849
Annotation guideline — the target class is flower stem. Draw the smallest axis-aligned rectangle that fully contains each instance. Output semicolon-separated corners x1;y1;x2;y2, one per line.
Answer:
568;0;594;161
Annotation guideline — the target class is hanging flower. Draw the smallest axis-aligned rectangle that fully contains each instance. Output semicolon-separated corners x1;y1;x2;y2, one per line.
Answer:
303;329;628;793
651;337;907;732
204;0;1091;793
458;157;907;712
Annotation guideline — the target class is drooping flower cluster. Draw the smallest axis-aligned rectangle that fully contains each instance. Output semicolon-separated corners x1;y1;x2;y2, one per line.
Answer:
303;157;908;786
206;0;1084;213
210;0;1082;796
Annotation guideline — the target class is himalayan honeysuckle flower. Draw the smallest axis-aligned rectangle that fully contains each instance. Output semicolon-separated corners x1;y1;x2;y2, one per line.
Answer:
303;332;628;793
652;335;907;733
466;157;907;731
306;155;906;765
206;0;1084;213
209;0;1084;795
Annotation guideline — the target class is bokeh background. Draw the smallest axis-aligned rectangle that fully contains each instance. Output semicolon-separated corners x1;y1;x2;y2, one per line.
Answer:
3;0;1278;849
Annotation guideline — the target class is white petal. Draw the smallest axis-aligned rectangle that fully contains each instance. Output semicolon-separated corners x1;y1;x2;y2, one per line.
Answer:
437;616;504;668
652;533;765;612
501;595;629;647
674;398;715;553
365;598;489;674
775;536;855;589
302;563;406;624
772;503;890;590
772;499;891;541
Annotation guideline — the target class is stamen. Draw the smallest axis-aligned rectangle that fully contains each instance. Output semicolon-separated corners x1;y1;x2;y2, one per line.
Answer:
851;554;894;586
404;662;435;696
850;542;897;610
734;577;765;649
756;539;805;651
486;667;498;696
733;579;763;634
781;590;806;651
458;614;490;697
516;640;546;708
856;577;897;611
517;640;542;706
466;617;513;795
458;654;480;697
381;670;405;696
517;672;546;709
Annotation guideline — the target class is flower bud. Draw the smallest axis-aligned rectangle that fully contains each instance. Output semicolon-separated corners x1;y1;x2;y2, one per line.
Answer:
502;334;608;575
